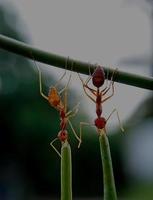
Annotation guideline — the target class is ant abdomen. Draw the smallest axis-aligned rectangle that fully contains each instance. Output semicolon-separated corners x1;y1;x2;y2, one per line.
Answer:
92;66;105;88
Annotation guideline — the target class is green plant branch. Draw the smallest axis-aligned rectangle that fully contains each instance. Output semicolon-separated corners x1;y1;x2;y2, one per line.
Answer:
61;141;72;200
0;34;153;90
99;133;117;200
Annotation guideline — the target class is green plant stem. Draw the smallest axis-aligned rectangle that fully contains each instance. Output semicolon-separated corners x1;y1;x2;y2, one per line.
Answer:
0;34;153;90
99;133;117;200
61;141;72;200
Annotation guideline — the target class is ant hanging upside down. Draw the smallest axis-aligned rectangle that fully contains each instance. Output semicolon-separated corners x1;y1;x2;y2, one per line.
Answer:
33;58;81;157
78;65;124;147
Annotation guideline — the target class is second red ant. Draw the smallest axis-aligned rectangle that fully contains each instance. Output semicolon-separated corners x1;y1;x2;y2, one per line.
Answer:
78;65;124;147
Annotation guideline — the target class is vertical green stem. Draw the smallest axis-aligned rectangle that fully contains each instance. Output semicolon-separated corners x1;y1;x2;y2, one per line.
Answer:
99;133;117;200
61;141;72;200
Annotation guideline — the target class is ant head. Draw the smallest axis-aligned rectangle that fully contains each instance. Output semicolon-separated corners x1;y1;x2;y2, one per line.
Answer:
92;66;105;88
94;117;106;129
58;130;68;142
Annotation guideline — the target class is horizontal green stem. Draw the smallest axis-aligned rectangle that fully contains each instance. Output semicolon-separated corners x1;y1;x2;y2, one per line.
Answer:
99;133;117;200
0;34;153;90
61;141;72;200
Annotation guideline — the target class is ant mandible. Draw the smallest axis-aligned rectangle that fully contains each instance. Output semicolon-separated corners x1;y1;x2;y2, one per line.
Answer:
78;65;124;147
33;58;81;157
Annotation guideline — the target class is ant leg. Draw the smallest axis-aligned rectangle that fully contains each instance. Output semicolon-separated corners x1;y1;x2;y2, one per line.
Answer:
100;67;117;97
105;67;112;90
102;68;117;96
78;73;96;103
81;64;97;95
84;62;94;85
65;102;81;143
54;57;69;89
83;85;96;103
50;138;61;158
100;67;113;95
58;72;71;113
106;108;124;132
78;122;95;148
105;66;109;88
33;59;48;101
62;65;73;113
101;79;115;104
66;102;80;117
68;119;81;145
54;69;66;89
100;67;110;94
59;72;71;95
85;74;92;85
84;85;97;96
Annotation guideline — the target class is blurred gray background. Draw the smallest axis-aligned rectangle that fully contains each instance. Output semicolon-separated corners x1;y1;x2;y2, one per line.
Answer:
0;0;153;199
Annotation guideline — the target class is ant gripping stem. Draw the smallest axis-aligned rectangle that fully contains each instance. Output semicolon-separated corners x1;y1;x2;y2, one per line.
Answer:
78;65;124;147
33;56;81;156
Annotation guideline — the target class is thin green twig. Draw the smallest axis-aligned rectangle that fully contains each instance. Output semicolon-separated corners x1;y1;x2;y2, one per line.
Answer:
0;34;153;90
99;133;117;200
61;141;72;200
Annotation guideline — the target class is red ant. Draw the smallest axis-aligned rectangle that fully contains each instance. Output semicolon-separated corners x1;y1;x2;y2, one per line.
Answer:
33;58;81;157
78;65;124;147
